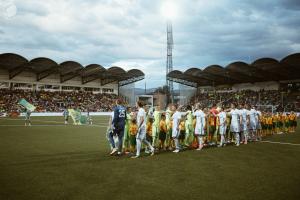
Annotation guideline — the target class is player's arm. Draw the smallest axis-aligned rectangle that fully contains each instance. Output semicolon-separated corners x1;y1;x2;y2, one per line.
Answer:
176;118;180;131
111;107;118;127
139;115;144;129
108;114;113;129
239;113;242;124
247;113;250;125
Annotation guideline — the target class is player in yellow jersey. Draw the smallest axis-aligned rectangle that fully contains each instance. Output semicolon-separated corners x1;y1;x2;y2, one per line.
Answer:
278;112;284;134
289;111;297;133
146;117;153;144
260;113;266;136
159;114;167;150
146;117;154;153
267;113;273;135
129;119;138;154
263;113;268;135
179;118;186;146
283;113;290;133
272;113;279;134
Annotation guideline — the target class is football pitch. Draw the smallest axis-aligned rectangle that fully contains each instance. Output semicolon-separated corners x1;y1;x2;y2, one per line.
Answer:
0;116;299;200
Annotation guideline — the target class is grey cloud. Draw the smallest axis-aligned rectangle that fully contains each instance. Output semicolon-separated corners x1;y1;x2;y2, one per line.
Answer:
0;0;299;88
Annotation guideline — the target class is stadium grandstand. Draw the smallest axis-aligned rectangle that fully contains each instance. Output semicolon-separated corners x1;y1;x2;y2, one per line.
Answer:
0;53;144;113
169;53;300;112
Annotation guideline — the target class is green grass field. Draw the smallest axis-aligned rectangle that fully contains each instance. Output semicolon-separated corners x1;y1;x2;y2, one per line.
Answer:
1;116;300;200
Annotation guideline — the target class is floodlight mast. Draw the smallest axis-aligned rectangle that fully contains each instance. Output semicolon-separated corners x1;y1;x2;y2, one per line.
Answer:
166;20;174;104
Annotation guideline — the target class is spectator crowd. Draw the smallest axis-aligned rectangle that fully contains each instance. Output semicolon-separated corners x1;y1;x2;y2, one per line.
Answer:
0;89;298;114
0;89;126;113
190;90;298;112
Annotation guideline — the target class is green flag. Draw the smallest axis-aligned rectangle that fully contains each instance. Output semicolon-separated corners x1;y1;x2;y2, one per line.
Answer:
68;109;81;125
68;109;88;125
80;115;87;124
18;98;36;112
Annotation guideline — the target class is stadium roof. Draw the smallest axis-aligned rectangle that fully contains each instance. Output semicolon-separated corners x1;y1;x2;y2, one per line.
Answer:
167;53;300;87
0;53;144;86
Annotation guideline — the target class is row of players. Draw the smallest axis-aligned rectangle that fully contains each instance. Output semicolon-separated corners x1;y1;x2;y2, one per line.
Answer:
108;100;298;158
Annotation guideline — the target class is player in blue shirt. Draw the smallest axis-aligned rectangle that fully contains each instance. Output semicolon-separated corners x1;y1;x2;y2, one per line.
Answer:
109;99;127;155
24;108;32;126
63;108;69;124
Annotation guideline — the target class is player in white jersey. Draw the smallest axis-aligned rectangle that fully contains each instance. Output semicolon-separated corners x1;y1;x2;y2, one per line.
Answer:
255;109;262;141
193;104;206;150
239;104;249;145
248;105;258;141
171;104;182;153
228;103;242;146
131;101;154;158
217;107;227;147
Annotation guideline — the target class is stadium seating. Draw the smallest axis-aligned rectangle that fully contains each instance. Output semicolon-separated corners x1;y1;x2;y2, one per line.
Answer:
0;89;126;113
190;89;299;112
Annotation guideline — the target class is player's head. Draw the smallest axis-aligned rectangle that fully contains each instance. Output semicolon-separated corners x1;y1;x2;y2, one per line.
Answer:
148;117;154;123
116;98;122;105
155;105;160;111
231;103;236;109
161;114;166;120
136;100;144;108
131;118;137;124
186;105;192;111
171;103;178;111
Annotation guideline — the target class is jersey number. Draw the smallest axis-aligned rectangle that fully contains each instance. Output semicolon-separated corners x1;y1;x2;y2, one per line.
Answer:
119;110;125;118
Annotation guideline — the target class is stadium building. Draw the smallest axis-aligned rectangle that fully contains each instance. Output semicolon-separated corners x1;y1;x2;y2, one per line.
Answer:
168;53;300;110
0;53;144;98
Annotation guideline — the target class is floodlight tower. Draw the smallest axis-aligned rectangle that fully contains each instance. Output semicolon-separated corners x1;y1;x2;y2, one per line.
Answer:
161;0;177;104
166;20;174;103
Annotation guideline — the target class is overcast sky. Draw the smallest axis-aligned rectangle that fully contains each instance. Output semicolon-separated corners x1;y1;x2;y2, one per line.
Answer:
0;0;300;88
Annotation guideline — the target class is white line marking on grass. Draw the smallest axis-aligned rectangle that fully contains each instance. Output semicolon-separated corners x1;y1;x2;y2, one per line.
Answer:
0;118;63;123
260;140;300;146
0;124;108;128
0;118;108;126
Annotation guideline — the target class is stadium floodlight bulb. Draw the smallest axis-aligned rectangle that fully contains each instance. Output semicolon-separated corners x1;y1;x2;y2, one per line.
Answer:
161;0;178;20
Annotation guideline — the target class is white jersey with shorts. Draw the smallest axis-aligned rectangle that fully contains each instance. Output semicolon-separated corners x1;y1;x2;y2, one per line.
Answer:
218;111;227;135
172;111;181;138
230;109;240;133
256;110;262;130
194;110;206;136
239;109;248;132
249;109;257;130
136;108;147;140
